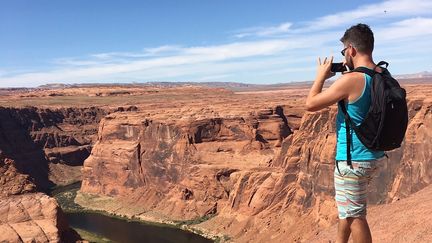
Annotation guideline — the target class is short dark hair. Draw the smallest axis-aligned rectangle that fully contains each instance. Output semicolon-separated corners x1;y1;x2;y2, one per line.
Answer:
340;23;374;54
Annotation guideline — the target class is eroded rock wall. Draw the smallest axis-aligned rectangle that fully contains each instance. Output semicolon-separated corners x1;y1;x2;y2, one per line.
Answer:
0;106;107;187
80;106;292;220
0;108;53;192
78;95;432;242
7;107;106;165
0;106;104;242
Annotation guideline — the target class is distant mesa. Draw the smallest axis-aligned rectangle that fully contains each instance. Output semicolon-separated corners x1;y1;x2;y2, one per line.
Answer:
38;83;73;89
1;70;430;90
395;71;432;79
37;81;257;90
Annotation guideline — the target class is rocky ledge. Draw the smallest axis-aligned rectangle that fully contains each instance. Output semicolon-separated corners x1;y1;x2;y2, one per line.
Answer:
0;193;80;242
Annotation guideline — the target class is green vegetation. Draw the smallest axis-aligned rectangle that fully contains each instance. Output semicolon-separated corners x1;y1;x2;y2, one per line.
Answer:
73;228;113;243
51;183;84;212
173;213;217;226
52;182;225;242
173;214;233;242
49;181;81;195
214;235;231;243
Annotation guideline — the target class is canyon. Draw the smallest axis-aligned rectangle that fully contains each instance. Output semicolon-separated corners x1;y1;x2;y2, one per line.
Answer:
0;80;431;242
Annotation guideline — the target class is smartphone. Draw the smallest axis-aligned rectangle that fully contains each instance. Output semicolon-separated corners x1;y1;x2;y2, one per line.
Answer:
331;63;347;73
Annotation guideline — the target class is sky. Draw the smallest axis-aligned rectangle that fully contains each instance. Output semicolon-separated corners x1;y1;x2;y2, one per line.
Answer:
1;0;432;87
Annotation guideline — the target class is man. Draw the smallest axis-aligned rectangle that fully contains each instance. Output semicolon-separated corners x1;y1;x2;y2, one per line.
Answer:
305;23;385;243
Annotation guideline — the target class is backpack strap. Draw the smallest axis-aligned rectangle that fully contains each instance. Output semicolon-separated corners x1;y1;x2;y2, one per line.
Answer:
376;61;392;76
337;100;354;168
376;61;389;68
352;67;376;77
351;61;389;76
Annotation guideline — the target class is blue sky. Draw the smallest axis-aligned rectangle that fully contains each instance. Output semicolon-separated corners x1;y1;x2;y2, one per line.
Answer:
1;0;432;87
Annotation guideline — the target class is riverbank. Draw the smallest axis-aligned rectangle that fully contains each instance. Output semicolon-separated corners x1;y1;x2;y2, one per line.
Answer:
73;228;111;243
74;191;230;242
51;182;110;242
51;182;227;242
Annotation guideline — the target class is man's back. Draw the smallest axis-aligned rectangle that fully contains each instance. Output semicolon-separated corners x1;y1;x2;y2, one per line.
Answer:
335;70;385;161
305;23;385;243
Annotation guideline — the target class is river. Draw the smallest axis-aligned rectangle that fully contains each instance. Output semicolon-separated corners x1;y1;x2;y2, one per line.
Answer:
51;182;214;243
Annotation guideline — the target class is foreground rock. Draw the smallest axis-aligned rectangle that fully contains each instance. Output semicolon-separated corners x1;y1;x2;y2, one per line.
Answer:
310;184;432;242
0;193;80;242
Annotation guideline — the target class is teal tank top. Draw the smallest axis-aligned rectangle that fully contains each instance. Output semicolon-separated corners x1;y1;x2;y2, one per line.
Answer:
335;71;385;161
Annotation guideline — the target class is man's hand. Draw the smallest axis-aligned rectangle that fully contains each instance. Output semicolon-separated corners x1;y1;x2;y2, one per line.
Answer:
306;56;351;112
316;56;335;81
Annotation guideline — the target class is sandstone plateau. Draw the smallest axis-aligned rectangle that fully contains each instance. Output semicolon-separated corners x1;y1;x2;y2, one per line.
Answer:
0;80;431;242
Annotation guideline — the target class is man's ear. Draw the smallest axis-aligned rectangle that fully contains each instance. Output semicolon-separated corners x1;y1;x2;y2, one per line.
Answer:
350;45;357;57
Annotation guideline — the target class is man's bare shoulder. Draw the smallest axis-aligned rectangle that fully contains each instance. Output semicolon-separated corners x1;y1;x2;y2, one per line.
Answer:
333;72;364;87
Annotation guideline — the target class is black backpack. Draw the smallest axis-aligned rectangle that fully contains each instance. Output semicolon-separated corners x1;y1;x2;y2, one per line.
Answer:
338;61;408;166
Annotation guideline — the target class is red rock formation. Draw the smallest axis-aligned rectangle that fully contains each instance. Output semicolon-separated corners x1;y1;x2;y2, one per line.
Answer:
0;107;53;191
0;106;100;242
386;98;432;201
0;155;36;197
310;184;432;242
78;84;432;242
0;193;79;242
0;106;107;186
1;83;430;242
80;106;291;220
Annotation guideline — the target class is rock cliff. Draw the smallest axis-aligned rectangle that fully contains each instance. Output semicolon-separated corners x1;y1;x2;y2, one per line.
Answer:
0;106;107;187
77;84;432;242
79;106;292;220
1;83;430;242
0;106;104;242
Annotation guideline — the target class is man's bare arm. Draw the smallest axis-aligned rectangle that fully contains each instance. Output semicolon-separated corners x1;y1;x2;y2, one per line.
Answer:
305;75;350;111
305;56;351;112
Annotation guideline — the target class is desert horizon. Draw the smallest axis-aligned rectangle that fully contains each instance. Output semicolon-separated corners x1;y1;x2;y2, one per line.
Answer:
1;78;432;242
2;0;432;242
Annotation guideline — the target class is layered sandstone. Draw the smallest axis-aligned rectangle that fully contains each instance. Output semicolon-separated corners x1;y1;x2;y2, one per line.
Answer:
311;183;432;242
76;83;432;242
0;84;307;242
0;193;79;242
0;156;36;197
1;82;431;242
0;106;107;186
0;107;53;192
79;105;292;220
0;105;104;242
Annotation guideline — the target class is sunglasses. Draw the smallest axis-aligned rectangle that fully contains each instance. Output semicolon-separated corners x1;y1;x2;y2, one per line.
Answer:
341;47;348;56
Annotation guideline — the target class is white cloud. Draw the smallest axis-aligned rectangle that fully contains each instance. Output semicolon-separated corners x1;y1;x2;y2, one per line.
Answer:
1;0;432;87
91;45;183;60
142;45;183;56
53;58;110;66
235;0;432;36
53;45;184;67
234;22;293;38
377;17;432;41
301;0;432;32
0;32;336;87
